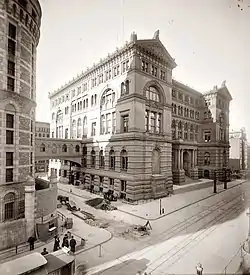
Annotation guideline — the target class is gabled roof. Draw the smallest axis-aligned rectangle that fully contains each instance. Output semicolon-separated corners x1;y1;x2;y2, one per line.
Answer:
135;38;177;69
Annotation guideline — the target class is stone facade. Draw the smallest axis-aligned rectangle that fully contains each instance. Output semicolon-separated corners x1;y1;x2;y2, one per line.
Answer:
48;31;232;201
0;0;42;249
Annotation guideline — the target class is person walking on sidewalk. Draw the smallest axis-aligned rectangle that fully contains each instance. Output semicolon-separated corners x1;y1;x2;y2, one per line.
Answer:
53;235;60;252
62;234;69;248
196;263;203;275
70;236;76;254
27;236;35;251
41;248;48;255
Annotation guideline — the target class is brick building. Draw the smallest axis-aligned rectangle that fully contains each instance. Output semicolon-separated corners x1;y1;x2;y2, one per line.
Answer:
0;0;42;249
49;31;232;201
35;121;50;176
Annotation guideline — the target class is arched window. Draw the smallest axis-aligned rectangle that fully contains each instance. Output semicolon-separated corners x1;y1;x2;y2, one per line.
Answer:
40;143;45;152
94;94;97;105
152;148;160;174
145;86;160;102
75;145;80;152
20;9;23;20
109;149;115;170
4;192;15;221
204;152;210;165
62;144;67;153
83;116;87;126
99;150;104;168
120;150;128;171
13;4;16;16
121;80;129;96
77;118;82;138
86;98;88;107
91;149;96;168
91;95;94;106
25;14;28;26
72;120;76;138
83;100;86;109
100;89;116;111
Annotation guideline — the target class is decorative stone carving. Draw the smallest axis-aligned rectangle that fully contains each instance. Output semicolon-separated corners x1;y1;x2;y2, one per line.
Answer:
153;30;160;40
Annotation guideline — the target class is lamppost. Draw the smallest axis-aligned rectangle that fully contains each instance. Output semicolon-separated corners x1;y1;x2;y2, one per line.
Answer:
246;208;250;237
213;170;217;193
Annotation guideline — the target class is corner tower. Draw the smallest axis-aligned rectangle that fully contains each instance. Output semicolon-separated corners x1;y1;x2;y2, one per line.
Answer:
0;0;42;249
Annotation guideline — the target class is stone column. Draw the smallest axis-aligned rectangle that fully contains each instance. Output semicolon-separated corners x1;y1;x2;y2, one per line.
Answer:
177;149;180;169
180;149;183;169
25;176;36;239
194;150;197;166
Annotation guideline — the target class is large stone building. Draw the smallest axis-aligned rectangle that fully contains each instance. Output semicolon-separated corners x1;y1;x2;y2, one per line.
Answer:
229;128;248;170
0;0;42;249
49;31;232;201
35;121;50;175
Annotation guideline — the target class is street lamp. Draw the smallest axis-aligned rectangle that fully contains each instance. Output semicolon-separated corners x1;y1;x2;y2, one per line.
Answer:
213;170;217;193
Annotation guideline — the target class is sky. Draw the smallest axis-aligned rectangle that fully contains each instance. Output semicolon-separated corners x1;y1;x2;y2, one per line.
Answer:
36;0;250;137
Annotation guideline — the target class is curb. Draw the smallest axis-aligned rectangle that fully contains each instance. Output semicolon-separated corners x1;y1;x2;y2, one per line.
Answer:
117;180;247;221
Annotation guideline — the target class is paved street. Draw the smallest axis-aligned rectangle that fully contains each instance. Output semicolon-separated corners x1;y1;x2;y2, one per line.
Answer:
72;180;250;274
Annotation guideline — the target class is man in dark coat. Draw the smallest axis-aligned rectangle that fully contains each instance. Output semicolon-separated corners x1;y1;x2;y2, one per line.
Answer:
70;236;76;253
53;235;60;252
62;234;69;248
28;236;35;251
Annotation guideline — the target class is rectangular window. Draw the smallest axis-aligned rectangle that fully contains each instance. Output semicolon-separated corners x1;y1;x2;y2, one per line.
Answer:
6;130;14;144
156;113;161;133
160;70;165;80
106;113;111;134
114;67;117;77
6;114;14;128
145;111;149;131
91;122;96;136
122;115;129;133
7;77;15;91
121;180;127;192
8;23;16;40
30;134;33;146
6;168;13;182
109;178;114;186
8;60;15;76
142;61;148;72
204;131;211;142
8;39;16;56
150;112;156;133
112;112;116;134
151;66;157;77
30;152;33;164
6;152;13;166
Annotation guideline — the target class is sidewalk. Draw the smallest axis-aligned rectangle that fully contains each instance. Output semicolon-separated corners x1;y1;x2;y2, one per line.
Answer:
0;207;112;264
59;179;246;221
116;179;246;220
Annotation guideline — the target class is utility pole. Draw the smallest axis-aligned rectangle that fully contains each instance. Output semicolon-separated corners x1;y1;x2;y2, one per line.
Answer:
241;128;245;171
159;199;162;215
213;171;217;193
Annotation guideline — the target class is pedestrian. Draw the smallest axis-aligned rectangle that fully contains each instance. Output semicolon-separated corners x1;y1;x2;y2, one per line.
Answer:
62;234;69;248
27;236;35;251
41;248;49;255
70;236;76;254
53;235;60;252
196;263;203;275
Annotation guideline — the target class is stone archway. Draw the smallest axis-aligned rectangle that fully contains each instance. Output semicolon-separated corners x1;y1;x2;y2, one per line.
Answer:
183;151;190;176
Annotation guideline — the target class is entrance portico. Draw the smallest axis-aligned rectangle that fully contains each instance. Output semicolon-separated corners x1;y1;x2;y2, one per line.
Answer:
172;146;198;185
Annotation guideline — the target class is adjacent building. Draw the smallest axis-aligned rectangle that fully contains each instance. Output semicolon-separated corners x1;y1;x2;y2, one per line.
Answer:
35;121;50;176
48;31;232;201
229;128;248;171
0;0;42;249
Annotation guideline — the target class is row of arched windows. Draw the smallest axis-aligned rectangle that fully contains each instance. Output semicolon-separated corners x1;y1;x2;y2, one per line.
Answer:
171;120;198;141
40;143;80;153
82;148;128;171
